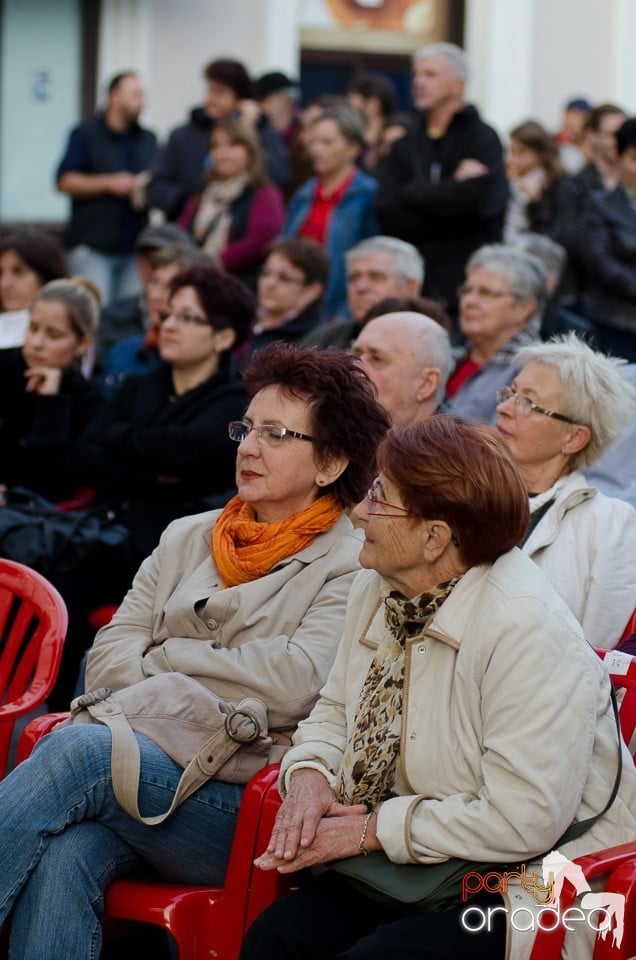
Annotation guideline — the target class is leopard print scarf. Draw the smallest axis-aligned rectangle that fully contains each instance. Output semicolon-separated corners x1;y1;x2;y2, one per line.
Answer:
334;579;459;809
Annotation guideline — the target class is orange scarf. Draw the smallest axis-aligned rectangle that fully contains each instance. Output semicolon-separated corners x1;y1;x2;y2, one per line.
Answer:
211;494;342;587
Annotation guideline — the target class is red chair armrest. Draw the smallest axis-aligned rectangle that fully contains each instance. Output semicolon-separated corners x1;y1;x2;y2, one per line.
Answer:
15;712;70;765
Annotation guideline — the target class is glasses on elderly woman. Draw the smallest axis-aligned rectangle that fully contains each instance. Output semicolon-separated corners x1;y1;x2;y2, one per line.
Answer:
496;385;578;424
366;479;460;546
228;420;315;446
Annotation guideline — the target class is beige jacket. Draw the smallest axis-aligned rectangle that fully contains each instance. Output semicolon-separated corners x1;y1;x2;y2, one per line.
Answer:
86;509;363;730
282;549;636;960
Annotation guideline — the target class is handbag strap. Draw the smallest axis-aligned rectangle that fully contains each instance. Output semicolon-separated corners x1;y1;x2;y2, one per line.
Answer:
555;684;622;846
84;694;265;825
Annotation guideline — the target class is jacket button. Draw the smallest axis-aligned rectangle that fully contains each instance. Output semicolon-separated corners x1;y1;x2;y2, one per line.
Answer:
410;732;416;741
418;645;426;653
206;618;218;630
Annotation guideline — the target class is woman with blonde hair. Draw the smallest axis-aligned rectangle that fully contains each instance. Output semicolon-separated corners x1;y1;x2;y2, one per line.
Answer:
0;277;102;502
180;116;285;284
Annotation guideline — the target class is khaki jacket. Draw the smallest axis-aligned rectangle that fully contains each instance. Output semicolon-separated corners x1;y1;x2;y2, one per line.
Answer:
86;509;362;730
282;549;636;960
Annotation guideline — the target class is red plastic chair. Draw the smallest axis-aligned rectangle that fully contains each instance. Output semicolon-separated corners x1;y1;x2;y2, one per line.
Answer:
17;707;291;960
528;650;636;959
0;559;67;778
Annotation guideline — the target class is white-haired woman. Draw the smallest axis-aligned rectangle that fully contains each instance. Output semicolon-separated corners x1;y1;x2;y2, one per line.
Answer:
496;332;636;648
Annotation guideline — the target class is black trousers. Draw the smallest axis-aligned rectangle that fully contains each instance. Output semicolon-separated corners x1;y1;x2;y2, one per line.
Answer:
239;871;506;960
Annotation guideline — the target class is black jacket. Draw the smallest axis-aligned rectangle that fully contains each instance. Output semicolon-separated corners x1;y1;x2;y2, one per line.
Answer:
582;185;636;333
56;115;157;253
147;107;289;220
0;348;104;501
78;361;246;554
375;105;508;312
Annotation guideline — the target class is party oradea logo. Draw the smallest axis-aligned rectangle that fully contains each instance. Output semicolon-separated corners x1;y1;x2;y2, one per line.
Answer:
460;850;625;949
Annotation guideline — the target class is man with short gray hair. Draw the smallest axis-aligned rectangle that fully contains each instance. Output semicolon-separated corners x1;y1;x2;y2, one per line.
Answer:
376;42;508;318
302;235;424;349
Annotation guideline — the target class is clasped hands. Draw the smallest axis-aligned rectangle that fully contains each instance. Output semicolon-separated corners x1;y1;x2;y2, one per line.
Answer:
255;768;379;874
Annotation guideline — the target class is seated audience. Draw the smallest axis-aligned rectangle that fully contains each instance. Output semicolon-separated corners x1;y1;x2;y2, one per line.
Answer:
282;103;379;319
504;119;564;240
0;229;68;348
254;70;302;151
303;236;424;349
496;333;636;648
0;278;101;502
99;245;215;396
242;416;636;960
447;245;545;423
582;116;636;362
236;237;329;366
97;223;195;363
147;57;288;220
180;118;285;286
79;267;254;562
0;342;390;960
352;311;452;424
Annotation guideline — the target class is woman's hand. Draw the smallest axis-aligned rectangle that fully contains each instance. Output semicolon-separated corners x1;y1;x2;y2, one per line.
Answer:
24;366;63;395
257;810;380;874
261;768;367;866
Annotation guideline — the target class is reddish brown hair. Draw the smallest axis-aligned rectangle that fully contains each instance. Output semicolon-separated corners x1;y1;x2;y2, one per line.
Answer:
243;342;390;507
377;416;529;566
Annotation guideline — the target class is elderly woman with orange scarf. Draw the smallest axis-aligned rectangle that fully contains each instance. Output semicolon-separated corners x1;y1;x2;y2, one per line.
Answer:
0;342;389;960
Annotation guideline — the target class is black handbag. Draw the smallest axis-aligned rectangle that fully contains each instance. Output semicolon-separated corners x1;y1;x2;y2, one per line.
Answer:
0;486;131;577
331;689;623;912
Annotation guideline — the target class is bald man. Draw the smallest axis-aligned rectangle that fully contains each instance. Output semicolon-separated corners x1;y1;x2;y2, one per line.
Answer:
352;311;452;425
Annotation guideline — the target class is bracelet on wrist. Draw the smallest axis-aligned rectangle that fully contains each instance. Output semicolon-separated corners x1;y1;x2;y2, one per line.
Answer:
358;811;374;856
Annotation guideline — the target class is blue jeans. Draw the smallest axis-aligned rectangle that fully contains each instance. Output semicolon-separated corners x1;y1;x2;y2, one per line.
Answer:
0;725;243;959
67;245;141;307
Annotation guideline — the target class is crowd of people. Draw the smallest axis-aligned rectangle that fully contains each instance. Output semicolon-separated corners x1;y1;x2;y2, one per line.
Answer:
0;39;635;960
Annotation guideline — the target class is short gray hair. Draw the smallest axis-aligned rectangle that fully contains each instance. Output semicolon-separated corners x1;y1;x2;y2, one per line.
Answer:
466;244;548;323
512;233;567;285
345;236;425;286
314;102;365;147
515;332;636;469
412;42;469;82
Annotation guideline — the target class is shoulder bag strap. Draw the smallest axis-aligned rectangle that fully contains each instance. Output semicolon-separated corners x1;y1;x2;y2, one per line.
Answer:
85;695;263;825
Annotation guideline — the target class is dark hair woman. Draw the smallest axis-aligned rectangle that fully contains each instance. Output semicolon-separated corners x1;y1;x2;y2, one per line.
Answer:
505;119;565;239
0;229;68;348
0;342;390;959
244;415;636;960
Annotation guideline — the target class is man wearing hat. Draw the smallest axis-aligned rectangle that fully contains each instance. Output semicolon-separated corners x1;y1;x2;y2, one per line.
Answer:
256;71;302;147
147;58;289;220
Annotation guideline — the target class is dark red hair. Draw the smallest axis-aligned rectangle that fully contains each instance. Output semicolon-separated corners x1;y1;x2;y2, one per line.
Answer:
242;342;390;507
377;416;529;566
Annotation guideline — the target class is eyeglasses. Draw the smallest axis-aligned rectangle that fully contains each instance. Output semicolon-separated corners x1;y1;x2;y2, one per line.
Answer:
259;268;306;286
496;385;578;424
228;420;315;446
457;284;511;301
366;484;417;518
366;479;461;547
158;309;211;327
